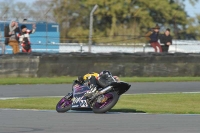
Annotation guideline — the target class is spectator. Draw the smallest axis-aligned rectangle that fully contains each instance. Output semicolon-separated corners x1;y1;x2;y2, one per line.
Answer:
160;28;172;52
18;24;36;53
0;32;5;54
4;20;20;54
145;24;162;53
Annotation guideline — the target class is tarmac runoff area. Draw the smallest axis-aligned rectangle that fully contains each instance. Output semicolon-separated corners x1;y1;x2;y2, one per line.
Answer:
0;82;200;133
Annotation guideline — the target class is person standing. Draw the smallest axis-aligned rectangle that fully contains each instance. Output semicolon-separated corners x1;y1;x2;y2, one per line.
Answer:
4;20;20;54
160;28;172;52
0;32;5;54
18;24;36;53
145;24;162;53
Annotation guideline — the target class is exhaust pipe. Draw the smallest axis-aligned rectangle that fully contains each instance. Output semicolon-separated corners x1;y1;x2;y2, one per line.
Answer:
89;86;113;102
99;86;113;94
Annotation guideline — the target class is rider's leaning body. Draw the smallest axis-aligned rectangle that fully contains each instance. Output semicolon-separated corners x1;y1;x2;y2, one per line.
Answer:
66;70;119;100
79;71;119;90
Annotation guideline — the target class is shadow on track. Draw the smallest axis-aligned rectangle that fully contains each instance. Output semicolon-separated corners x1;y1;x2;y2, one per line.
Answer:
110;108;146;113
62;108;146;114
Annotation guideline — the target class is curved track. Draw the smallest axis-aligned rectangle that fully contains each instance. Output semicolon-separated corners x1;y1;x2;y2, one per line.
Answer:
0;82;200;98
0;82;200;133
0;109;200;133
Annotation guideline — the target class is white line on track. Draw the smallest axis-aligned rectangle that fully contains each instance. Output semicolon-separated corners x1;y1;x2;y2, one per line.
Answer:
126;91;200;95
0;91;200;100
0;96;62;100
1;108;200;115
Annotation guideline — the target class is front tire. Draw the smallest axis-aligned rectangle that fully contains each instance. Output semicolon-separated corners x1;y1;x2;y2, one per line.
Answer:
56;97;72;113
92;91;119;113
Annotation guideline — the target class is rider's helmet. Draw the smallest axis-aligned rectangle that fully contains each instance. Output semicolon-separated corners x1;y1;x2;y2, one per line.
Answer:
77;72;99;84
83;72;99;80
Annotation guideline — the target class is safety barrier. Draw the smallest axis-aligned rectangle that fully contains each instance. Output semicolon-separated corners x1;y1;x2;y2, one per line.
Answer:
1;52;200;77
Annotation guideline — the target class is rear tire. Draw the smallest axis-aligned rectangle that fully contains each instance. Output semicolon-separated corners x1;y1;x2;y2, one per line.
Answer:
92;91;119;113
56;97;72;113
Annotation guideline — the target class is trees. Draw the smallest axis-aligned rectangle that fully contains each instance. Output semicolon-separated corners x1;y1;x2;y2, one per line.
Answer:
78;0;189;43
185;14;200;40
51;0;89;43
0;0;29;21
29;0;55;22
0;0;199;43
50;0;200;43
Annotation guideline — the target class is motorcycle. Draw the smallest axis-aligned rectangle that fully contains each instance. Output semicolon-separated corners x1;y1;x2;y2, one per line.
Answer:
56;78;131;113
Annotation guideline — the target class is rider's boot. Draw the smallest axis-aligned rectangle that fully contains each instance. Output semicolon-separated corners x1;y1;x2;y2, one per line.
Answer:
65;93;73;100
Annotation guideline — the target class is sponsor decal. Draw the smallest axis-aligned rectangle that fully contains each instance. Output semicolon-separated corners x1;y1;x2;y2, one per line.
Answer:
73;97;82;104
80;100;88;107
72;96;88;107
72;105;79;108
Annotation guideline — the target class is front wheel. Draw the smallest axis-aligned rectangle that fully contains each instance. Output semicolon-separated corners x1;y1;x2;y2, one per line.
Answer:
92;91;119;113
56;97;72;113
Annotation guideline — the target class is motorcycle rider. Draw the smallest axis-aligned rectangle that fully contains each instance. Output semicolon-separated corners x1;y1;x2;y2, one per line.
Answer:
65;70;119;100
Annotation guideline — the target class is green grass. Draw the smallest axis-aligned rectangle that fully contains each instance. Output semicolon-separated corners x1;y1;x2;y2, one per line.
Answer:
1;77;200;85
113;93;200;114
1;93;200;114
0;76;76;85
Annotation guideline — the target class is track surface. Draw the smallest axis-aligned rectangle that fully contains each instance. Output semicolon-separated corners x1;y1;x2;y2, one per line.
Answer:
0;82;200;98
0;82;200;133
0;109;200;133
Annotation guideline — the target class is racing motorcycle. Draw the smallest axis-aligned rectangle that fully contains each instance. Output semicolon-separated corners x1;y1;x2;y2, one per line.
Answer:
56;76;131;113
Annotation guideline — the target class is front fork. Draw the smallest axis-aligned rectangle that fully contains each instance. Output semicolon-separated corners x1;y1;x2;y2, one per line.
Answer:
64;93;73;100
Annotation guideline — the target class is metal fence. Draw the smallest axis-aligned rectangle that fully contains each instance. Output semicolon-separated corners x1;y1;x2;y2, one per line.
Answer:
0;0;200;54
0;19;200;54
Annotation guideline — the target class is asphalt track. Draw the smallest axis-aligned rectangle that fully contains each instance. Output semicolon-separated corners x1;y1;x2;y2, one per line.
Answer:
0;82;200;133
0;109;200;133
0;82;200;98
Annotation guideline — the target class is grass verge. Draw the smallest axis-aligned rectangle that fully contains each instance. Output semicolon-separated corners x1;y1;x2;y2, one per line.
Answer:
1;93;200;114
1;77;200;85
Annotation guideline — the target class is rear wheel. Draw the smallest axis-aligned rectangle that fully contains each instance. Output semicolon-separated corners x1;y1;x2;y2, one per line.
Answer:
56;97;72;113
92;91;119;113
